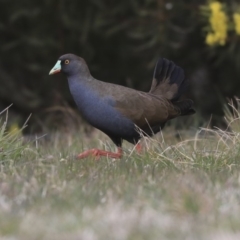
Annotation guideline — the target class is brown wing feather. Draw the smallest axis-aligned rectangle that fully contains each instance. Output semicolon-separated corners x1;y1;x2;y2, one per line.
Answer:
113;91;179;129
91;80;180;129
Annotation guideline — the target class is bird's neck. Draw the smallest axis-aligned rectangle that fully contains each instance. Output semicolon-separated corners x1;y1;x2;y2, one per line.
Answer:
67;74;103;122
67;74;97;103
68;75;94;92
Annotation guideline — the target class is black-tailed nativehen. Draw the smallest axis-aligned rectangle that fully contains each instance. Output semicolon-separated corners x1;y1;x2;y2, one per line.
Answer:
49;54;195;159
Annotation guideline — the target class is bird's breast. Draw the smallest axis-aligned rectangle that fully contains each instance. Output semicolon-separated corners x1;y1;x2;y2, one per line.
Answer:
68;80;136;138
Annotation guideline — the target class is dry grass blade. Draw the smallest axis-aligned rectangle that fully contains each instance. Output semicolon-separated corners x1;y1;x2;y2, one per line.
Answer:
1;100;240;239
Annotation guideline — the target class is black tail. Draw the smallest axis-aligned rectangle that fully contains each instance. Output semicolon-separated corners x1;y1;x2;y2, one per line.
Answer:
149;58;189;101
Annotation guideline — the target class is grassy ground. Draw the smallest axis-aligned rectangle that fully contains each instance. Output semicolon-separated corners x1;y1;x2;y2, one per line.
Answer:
1;107;240;240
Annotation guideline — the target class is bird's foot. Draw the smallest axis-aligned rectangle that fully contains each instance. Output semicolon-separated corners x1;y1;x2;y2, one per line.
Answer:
135;143;142;154
77;147;122;160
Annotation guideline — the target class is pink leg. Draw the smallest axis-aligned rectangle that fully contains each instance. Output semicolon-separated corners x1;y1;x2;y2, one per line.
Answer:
77;147;122;160
135;143;142;153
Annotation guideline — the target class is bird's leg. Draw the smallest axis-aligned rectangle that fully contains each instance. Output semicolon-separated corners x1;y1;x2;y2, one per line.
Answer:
77;147;122;160
135;142;142;153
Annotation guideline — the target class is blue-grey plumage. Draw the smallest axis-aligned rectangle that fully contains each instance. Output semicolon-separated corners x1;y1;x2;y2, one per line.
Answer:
68;77;137;143
49;53;195;159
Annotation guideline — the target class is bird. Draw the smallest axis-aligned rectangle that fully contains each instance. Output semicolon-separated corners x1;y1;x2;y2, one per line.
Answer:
49;54;195;159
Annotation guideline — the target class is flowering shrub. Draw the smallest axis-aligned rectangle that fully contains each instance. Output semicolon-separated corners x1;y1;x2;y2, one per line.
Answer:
202;1;240;46
233;13;240;35
205;2;228;46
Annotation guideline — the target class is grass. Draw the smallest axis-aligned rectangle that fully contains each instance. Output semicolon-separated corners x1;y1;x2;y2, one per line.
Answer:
1;104;240;239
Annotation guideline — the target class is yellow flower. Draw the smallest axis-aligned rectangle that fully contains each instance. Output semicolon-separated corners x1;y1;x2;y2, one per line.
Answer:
205;1;228;46
206;33;216;45
209;2;221;13
233;13;240;35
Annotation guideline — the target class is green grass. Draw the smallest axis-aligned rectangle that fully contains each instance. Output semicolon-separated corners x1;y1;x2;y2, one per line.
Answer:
1;106;240;239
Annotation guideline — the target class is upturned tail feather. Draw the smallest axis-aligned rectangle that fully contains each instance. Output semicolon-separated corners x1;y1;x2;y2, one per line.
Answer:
149;58;189;101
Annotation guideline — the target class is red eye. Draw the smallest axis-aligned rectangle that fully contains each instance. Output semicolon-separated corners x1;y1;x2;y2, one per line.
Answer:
65;59;70;64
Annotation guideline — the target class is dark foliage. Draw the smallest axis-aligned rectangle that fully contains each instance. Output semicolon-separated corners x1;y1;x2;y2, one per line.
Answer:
0;0;240;130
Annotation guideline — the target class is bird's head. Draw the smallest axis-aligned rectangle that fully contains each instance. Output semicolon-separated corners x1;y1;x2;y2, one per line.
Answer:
49;54;89;77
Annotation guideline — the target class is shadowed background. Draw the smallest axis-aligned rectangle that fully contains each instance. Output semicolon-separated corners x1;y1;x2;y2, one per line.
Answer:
1;0;240;132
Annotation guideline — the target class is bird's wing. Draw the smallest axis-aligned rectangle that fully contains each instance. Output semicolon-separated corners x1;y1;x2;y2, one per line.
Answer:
109;89;179;129
94;80;180;130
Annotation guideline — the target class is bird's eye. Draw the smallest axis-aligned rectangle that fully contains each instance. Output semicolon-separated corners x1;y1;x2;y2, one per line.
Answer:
65;59;70;64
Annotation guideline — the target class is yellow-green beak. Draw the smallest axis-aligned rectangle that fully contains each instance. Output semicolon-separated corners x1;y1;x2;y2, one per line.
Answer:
49;60;61;75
